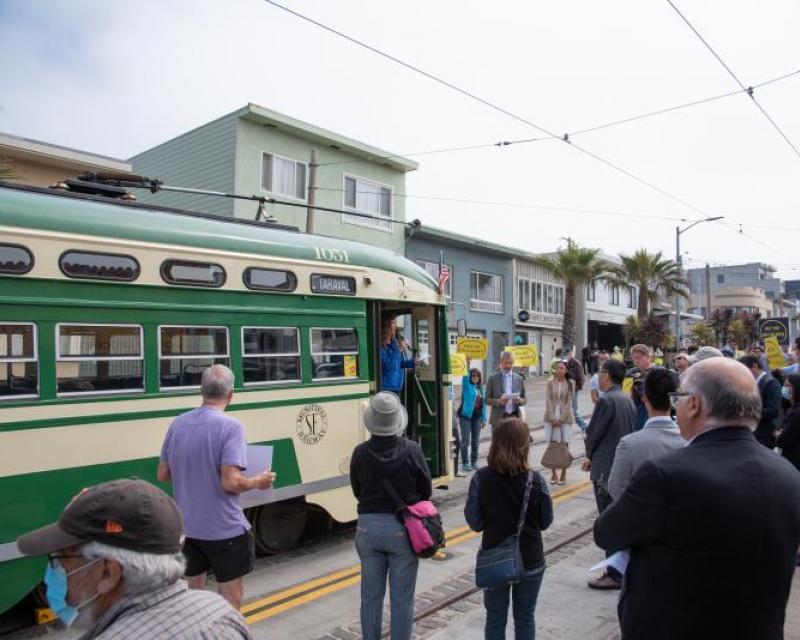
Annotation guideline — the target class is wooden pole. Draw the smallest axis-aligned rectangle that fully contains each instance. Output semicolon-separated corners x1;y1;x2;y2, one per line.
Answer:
306;149;319;233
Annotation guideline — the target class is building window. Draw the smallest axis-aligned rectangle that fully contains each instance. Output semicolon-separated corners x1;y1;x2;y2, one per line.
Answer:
159;326;229;389
310;328;359;380
518;279;530;311
242;327;301;385
610;287;620;306
343;175;392;230
262;152;307;200
717;274;725;284
470;271;504;313
0;323;37;399
586;282;596;302
534;283;543;312
57;324;143;395
417;261;453;298
628;286;637;309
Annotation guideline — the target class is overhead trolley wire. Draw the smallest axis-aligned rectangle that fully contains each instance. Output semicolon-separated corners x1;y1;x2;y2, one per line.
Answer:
263;0;718;220
318;67;800;167
665;0;800;160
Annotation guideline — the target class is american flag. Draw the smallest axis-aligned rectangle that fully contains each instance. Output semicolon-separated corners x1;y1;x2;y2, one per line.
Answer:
438;251;450;295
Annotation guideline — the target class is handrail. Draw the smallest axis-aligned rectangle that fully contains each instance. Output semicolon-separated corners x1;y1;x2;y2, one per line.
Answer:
412;373;436;418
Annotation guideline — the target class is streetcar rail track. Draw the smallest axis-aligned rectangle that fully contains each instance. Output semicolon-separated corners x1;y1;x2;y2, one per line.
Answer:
381;524;596;638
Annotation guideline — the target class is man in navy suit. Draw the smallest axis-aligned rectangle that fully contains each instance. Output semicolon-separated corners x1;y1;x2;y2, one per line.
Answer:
740;353;782;447
594;357;800;640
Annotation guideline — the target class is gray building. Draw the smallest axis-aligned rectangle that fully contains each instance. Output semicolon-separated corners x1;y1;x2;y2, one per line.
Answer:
405;227;515;376
687;263;783;306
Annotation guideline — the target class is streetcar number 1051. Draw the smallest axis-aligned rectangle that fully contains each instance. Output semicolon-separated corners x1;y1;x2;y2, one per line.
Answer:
314;247;350;263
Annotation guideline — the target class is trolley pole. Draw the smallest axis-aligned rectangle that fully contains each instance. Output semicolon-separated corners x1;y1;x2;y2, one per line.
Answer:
306;149;319;234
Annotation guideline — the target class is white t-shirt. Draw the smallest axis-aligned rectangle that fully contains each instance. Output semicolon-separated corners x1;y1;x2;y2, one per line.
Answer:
589;373;604;398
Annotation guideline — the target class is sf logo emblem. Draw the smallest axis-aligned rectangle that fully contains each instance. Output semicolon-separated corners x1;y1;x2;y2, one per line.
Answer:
296;404;328;445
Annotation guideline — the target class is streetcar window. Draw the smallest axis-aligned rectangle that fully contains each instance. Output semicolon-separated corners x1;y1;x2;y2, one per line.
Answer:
0;323;38;399
310;328;358;380
56;324;143;395
159;326;229;389
161;260;226;287
0;244;33;274
60;251;139;281
243;267;297;292
242;327;301;384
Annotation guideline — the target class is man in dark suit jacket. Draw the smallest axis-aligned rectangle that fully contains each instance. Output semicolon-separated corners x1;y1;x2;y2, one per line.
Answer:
594;357;800;640
484;350;527;427
583;357;637;589
740;353;782;447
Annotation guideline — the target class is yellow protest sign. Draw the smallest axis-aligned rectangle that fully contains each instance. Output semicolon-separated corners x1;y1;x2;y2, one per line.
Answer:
450;353;467;377
343;355;358;378
456;337;488;360
765;336;786;370
505;345;539;367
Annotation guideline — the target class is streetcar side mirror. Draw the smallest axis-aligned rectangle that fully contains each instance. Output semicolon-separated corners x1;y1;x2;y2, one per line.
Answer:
456;319;467;337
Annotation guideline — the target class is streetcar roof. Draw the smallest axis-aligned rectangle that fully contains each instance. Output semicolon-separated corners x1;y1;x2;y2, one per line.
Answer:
0;182;439;294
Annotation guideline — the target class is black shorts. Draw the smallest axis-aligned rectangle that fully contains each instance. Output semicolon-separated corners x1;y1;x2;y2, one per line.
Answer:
183;531;255;583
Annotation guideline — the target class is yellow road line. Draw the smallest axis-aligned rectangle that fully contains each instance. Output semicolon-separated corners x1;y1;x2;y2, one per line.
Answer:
243;478;593;624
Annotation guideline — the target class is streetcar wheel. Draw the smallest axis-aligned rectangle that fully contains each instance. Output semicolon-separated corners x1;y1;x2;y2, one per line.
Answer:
252;500;307;554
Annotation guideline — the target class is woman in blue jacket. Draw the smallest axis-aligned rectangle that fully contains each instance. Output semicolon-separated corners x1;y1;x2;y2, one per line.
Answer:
458;367;488;472
380;315;416;396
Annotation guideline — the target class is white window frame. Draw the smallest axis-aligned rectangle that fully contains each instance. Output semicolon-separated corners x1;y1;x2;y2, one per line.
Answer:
610;287;620;306
158;325;230;392
417;260;453;298
56;323;144;397
470;271;504;314
628;286;637;309
309;327;359;382
587;282;596;302
341;173;393;233
0;321;38;400
241;326;301;386
260;150;308;201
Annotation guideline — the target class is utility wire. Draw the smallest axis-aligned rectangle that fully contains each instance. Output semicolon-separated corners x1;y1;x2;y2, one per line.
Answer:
319;67;800;167
665;0;800;159
264;0;716;219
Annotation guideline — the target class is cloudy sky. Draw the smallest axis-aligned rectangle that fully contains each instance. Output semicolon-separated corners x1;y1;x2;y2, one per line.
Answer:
2;0;798;278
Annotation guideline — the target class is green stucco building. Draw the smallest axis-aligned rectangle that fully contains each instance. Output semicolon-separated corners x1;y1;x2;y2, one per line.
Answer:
129;104;417;253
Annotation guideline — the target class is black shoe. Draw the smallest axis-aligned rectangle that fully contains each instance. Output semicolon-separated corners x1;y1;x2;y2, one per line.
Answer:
588;573;622;590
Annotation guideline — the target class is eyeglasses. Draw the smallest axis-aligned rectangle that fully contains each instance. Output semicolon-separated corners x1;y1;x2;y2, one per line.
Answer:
668;391;693;410
47;554;85;569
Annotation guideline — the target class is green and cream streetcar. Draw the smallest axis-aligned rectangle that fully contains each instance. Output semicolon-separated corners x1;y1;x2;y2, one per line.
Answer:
0;180;452;615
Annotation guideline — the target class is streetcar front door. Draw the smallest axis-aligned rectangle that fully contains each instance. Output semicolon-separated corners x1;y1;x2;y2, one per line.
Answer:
408;305;444;476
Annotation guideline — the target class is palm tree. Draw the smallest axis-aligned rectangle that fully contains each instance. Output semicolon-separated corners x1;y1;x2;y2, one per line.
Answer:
607;249;689;320
532;240;613;347
0;154;14;180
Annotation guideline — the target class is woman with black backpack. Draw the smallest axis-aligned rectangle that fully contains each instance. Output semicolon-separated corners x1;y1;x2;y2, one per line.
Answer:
349;392;433;640
465;417;554;640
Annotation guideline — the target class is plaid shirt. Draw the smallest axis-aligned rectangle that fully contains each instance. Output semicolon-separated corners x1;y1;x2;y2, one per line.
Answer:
79;580;252;639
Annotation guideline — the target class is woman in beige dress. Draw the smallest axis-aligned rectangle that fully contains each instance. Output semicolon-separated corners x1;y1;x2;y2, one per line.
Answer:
542;361;575;484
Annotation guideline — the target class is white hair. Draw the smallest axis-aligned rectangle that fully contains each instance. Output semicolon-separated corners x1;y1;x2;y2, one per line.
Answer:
201;364;235;399
81;541;186;595
500;350;514;361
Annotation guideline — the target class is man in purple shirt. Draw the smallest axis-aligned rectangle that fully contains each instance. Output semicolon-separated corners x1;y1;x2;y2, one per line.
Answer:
158;364;274;609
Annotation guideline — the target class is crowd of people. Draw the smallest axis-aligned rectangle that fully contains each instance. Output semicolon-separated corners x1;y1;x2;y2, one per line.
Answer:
13;334;800;640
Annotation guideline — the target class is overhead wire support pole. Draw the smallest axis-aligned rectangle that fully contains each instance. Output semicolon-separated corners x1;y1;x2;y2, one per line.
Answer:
665;0;800;160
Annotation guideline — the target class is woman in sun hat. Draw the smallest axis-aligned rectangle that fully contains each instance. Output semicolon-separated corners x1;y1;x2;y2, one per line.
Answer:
349;392;432;640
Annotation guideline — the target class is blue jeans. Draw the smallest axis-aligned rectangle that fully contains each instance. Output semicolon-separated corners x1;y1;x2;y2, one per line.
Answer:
459;414;482;467
572;391;587;432
355;513;419;640
483;568;545;640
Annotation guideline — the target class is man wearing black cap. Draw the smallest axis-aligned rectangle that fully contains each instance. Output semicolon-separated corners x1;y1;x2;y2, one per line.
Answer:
16;478;251;638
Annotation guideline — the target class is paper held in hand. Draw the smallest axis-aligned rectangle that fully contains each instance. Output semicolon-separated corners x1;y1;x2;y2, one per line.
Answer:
241;445;274;509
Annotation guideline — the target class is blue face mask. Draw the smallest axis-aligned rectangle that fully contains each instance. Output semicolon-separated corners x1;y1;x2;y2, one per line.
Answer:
44;558;101;627
783;386;792;401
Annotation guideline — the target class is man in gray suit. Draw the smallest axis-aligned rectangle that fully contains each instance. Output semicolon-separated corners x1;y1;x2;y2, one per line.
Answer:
583;357;636;589
485;350;527;427
607;368;684;500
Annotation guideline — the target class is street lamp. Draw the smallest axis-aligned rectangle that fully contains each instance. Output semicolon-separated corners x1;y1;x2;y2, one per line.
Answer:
674;216;724;347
